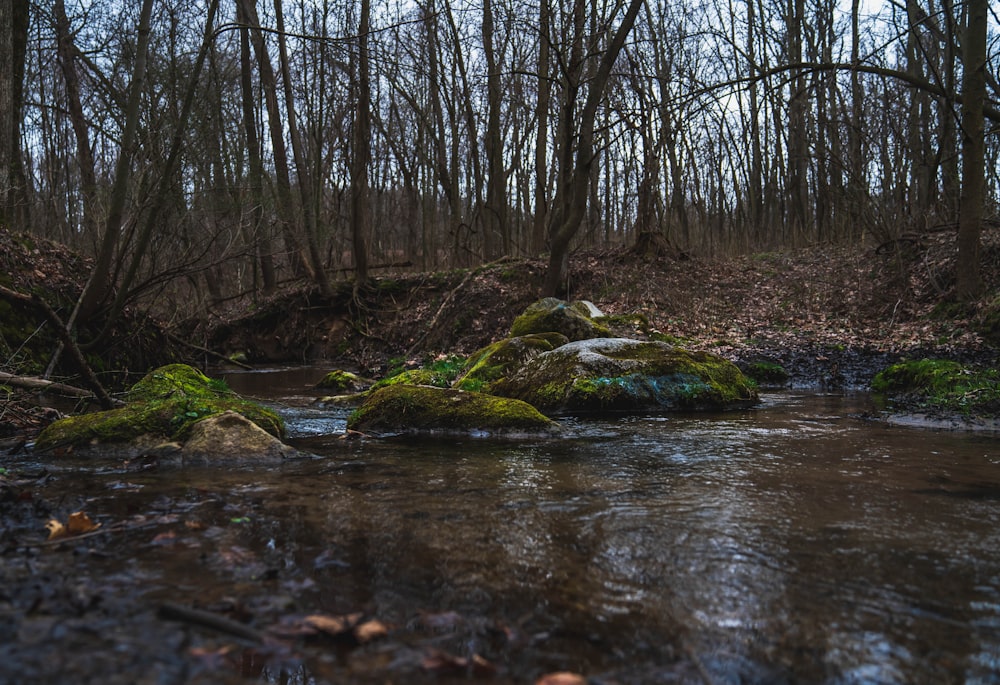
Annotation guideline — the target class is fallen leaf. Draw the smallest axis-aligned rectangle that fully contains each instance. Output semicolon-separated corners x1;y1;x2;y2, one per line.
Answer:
421;649;496;676
535;672;587;685
150;530;178;545
305;612;363;637
353;618;389;643
46;511;102;540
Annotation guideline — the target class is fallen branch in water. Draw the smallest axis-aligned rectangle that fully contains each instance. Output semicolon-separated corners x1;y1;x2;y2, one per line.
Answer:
159;602;266;642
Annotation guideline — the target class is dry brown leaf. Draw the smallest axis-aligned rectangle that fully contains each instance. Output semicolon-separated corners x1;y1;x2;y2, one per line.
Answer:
46;511;101;540
535;672;588;685
353;619;389;643
420;649;496;676
304;612;363;638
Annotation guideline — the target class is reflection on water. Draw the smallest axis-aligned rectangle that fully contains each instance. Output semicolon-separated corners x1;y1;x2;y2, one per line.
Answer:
38;371;1000;682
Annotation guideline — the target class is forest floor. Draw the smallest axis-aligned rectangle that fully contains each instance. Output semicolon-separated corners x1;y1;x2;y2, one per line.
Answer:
2;226;1000;683
195;227;1000;391
3;225;1000;442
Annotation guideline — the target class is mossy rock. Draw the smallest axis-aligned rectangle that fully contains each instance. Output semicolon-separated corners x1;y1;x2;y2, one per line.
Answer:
454;332;569;392
372;368;453;389
35;364;284;452
490;338;758;415
346;384;559;437
509;298;611;341
871;358;1000;417
315;369;371;393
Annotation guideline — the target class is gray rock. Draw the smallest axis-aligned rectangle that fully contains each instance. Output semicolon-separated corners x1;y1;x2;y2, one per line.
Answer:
181;410;300;463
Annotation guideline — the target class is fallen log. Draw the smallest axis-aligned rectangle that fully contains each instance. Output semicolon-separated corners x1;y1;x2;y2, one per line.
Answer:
0;371;94;398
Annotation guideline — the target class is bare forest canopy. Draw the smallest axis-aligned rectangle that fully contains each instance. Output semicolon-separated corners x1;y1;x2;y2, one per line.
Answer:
0;0;998;324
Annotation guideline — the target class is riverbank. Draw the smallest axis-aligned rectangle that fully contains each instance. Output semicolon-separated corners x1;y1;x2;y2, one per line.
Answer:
2;227;999;447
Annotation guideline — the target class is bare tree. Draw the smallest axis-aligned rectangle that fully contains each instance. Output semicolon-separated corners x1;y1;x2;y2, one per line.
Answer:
350;0;372;288
542;0;644;296
956;0;987;299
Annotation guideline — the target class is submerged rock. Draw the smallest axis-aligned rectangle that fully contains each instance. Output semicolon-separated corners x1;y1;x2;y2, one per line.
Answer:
490;338;758;415
509;298;610;341
35;363;286;456
346;384;559;437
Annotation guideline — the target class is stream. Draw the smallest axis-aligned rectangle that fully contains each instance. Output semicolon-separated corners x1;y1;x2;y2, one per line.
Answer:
5;365;1000;684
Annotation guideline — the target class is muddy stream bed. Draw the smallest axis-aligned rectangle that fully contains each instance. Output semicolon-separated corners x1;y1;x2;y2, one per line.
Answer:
3;365;1000;684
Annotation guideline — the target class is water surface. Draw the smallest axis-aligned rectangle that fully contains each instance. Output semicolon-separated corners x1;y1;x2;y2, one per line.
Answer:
20;369;1000;683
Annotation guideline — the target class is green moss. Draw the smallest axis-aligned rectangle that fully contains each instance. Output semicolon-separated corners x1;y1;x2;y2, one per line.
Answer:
373;355;468;390
509;298;611;341
601;313;650;333
491;339;757;414
742;361;789;385
35;364;283;451
315;369;367;392
126;363;230;402
346;384;556;435
455;333;568;392
872;358;1000;416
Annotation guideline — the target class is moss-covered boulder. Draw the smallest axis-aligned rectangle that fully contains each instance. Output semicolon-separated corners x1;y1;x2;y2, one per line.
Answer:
346;384;559;437
872;358;1000;418
489;338;758;415
35;363;285;453
454;332;569;392
509;298;611;341
315;369;371;393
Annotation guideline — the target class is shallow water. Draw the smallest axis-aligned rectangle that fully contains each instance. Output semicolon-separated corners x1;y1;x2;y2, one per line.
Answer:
16;368;1000;683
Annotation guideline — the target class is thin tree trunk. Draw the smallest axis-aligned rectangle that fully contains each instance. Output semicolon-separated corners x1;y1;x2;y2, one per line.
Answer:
530;0;552;255
72;0;154;322
237;0;275;294
239;0;310;281
274;0;331;296
53;0;100;256
955;0;986;300
351;0;372;288
482;0;506;259
0;0;28;228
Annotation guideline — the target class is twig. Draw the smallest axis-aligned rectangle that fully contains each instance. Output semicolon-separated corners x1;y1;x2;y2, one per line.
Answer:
405;268;476;357
158;602;265;642
165;331;253;370
0;284;116;409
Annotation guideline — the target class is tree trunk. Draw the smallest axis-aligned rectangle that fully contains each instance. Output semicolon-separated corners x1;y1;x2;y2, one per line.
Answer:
530;0;552;255
237;0;276;294
351;0;372;288
0;0;28;228
542;0;644;296
73;0;154;322
274;0;331;296
481;0;507;259
955;0;986;300
239;0;310;281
